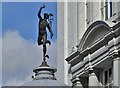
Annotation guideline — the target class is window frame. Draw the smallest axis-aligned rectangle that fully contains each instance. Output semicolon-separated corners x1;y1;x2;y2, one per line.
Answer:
101;0;113;20
103;66;113;88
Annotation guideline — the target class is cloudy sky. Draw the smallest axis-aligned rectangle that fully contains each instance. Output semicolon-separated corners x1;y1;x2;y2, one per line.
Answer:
1;2;57;86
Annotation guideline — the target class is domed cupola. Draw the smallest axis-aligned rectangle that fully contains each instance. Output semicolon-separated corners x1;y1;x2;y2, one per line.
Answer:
21;62;67;86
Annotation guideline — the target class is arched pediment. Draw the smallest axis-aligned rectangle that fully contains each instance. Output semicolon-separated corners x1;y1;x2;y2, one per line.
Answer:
79;21;112;51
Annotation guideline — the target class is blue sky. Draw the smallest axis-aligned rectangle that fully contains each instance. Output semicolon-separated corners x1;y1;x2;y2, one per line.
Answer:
2;2;57;86
2;2;57;42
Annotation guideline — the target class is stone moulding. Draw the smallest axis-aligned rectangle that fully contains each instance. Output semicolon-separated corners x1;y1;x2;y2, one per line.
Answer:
66;21;120;78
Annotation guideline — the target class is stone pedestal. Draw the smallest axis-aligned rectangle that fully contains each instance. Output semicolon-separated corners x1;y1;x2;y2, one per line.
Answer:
33;66;56;80
33;61;57;80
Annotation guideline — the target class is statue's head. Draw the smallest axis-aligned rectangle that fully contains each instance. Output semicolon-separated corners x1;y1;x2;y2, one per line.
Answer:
44;13;49;19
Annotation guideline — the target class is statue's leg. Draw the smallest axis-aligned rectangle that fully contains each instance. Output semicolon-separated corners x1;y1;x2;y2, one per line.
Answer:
46;40;51;45
43;34;47;61
38;36;42;45
38;31;43;45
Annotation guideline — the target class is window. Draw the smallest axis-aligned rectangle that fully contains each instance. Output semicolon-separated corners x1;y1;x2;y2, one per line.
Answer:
103;67;113;88
110;2;112;17
101;0;113;20
105;1;108;20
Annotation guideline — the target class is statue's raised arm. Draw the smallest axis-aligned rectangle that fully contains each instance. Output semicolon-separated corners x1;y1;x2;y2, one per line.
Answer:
38;4;45;20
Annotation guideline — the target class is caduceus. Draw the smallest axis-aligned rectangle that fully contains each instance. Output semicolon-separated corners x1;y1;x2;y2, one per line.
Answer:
48;13;54;29
37;3;54;62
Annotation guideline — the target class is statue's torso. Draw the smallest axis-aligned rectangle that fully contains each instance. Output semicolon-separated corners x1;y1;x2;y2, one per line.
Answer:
39;20;48;30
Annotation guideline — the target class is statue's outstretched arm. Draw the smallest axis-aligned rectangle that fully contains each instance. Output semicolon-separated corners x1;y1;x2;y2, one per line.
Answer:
47;25;54;39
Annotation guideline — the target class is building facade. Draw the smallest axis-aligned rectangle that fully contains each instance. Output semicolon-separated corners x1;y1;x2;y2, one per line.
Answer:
57;1;120;87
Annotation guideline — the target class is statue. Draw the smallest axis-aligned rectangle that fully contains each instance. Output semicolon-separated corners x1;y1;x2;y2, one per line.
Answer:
37;4;54;65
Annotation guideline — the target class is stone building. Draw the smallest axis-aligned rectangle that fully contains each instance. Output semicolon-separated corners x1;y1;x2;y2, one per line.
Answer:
57;1;120;87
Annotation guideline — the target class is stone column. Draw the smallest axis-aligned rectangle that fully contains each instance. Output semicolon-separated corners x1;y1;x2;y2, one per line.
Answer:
64;1;69;84
89;69;99;87
113;51;120;88
71;76;83;88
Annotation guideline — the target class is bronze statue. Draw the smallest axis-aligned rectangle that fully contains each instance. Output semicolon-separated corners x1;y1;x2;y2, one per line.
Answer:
37;4;54;63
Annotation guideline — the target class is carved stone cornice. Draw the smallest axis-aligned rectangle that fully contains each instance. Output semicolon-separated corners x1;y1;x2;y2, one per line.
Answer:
109;48;120;60
66;51;80;64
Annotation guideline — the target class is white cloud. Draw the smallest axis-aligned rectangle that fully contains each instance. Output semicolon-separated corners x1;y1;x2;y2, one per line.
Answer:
2;30;57;86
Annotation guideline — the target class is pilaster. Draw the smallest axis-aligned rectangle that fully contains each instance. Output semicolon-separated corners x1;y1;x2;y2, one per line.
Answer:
112;50;120;87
